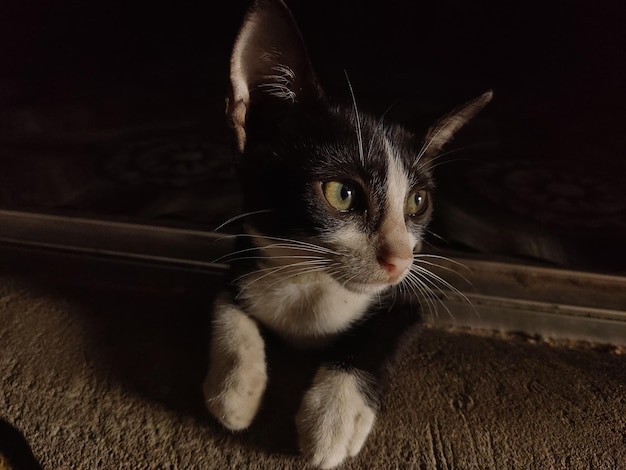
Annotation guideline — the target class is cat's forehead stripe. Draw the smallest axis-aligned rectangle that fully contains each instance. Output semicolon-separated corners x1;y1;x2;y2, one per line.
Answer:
381;136;418;254
383;137;410;216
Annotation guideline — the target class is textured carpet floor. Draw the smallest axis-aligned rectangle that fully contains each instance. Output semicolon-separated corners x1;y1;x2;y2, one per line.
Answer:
1;273;625;469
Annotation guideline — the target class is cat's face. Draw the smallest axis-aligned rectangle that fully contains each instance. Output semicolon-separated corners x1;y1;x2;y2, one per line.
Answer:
312;113;434;292
226;0;491;294
238;104;433;293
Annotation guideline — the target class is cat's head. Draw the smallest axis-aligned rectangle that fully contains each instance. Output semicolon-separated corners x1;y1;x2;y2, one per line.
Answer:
227;0;491;293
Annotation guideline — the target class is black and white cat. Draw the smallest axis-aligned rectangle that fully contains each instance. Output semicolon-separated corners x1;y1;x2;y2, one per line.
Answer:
203;0;491;467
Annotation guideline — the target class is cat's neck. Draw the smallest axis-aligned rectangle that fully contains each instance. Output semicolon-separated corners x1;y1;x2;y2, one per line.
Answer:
237;268;377;347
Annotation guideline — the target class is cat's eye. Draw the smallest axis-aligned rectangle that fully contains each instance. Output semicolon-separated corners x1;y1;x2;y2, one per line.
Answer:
322;181;358;212
406;190;429;217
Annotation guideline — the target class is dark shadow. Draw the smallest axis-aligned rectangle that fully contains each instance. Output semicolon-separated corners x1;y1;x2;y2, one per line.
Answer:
66;276;324;456
9;259;322;456
67;282;216;417
0;418;42;470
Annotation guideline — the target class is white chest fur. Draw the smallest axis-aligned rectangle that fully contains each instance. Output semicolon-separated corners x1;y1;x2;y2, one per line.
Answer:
237;269;375;346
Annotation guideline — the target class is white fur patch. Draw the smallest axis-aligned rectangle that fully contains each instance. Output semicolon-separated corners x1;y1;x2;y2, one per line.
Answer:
327;225;369;255
380;138;417;271
384;137;410;223
235;229;377;343
296;367;376;469
239;267;374;346
203;297;267;430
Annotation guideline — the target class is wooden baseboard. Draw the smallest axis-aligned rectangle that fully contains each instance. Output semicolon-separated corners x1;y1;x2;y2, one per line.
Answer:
2;209;625;345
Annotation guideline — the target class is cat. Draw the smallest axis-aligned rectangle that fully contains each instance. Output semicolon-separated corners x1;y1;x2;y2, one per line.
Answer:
202;0;491;468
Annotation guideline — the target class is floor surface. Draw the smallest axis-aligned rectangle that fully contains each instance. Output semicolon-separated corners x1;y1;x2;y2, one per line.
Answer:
0;270;625;469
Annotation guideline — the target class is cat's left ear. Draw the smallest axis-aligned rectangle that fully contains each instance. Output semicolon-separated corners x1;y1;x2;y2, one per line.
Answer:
227;0;326;153
421;90;493;158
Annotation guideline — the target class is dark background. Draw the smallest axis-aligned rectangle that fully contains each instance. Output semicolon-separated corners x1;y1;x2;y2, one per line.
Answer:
2;1;624;124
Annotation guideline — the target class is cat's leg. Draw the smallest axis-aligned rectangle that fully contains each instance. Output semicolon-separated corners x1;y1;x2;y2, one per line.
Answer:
203;296;267;431
296;303;422;469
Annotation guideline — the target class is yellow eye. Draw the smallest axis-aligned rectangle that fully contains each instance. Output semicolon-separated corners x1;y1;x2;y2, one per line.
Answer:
323;181;357;212
406;190;428;216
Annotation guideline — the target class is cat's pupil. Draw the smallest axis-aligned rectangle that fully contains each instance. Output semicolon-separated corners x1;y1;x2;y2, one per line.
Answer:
340;185;352;201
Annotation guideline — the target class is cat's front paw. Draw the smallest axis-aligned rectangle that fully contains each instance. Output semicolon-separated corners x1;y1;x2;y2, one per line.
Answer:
203;303;267;431
203;358;266;431
296;366;377;469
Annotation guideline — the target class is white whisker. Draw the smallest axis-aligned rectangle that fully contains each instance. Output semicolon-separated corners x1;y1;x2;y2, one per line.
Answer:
239;262;334;295
236;258;329;278
424;230;448;243
262;265;333;289
214;242;335;263
213;209;275;232
234;261;326;282
411;264;479;319
413;253;471;272
408;269;456;321
344;70;365;165
416;120;448;163
214;243;328;262
214;233;341;259
413;257;474;290
366;101;397;161
236;259;331;295
219;252;329;264
412;265;463;298
238;233;342;256
402;271;438;321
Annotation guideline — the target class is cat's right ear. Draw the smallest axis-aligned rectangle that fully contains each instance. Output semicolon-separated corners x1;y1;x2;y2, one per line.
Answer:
227;0;326;153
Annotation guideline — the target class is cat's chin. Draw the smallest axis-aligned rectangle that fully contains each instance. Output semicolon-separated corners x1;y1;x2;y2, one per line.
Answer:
343;281;391;295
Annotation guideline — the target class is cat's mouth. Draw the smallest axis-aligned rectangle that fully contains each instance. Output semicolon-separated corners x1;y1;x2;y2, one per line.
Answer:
341;273;408;294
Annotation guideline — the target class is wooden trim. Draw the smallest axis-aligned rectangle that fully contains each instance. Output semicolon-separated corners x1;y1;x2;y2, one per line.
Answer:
1;209;625;345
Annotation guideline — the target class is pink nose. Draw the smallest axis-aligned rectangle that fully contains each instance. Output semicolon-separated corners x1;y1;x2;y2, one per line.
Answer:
378;254;412;282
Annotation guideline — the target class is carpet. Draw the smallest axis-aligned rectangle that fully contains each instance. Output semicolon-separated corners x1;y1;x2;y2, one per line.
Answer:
1;273;625;469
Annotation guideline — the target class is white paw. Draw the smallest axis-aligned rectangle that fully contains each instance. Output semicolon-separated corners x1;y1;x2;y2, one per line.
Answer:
203;301;267;431
296;367;376;469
